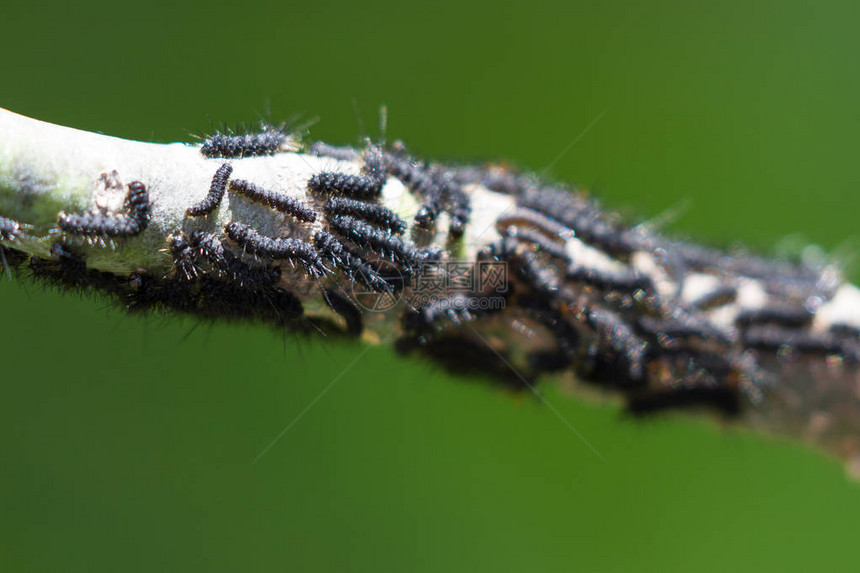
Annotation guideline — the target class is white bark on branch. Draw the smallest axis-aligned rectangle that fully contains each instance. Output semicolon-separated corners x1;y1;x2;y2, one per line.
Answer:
0;108;511;275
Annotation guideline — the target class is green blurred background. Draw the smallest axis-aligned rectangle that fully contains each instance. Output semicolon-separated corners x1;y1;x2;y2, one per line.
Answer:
2;1;860;571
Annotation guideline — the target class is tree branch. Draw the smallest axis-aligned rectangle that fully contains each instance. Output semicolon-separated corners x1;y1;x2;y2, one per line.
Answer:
5;107;860;471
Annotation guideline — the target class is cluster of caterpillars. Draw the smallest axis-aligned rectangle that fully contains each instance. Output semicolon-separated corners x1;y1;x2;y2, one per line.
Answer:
4;127;458;336
395;160;860;413
163;132;453;334
2;125;858;416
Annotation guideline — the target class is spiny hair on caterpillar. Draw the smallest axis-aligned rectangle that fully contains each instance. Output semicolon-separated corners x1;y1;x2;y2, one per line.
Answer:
125;235;310;328
227;179;317;223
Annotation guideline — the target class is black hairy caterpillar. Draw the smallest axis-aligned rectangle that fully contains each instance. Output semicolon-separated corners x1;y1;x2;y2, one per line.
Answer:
627;385;741;416
126;272;304;327
309;141;360;162
414;189;445;229
742;325;860;362
11;216;304;332
227;179;317;223
200;126;292;158
58;211;142;238
735;305;813;329
126;181;151;223
585;308;650;382
383;152;433;188
189;230;280;288
328;214;442;270
125;232;304;327
321;288;364;337
403;293;480;334
636;309;733;348
564;260;653;294
187;162;233;217
26;241;125;296
168;234;199;282
446;184;471;238
307;169;384;200
520;301;581;374
384;154;447;229
307;146;386;199
668;239;821;283
383;150;471;237
687;284;737;310
224;221;327;278
513;250;562;301
517;186;638;257
481;169;536;195
323;196;407;235
502;225;570;262
496;208;573;241
124;272;306;327
312;230;392;293
58;181;151;238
